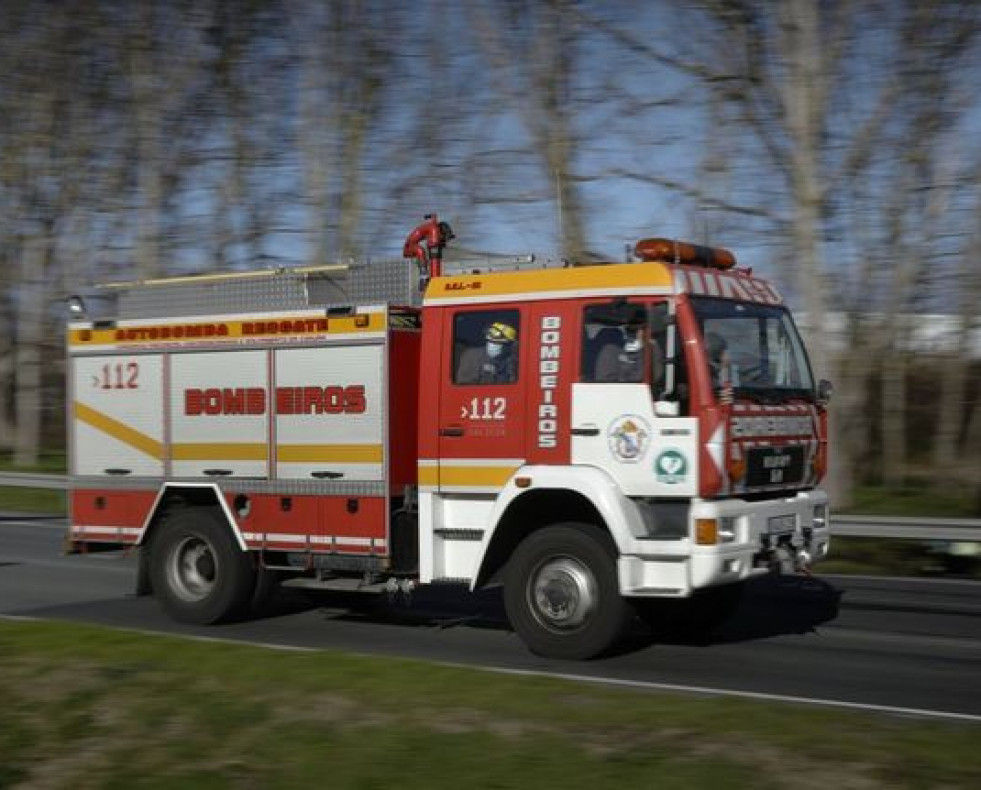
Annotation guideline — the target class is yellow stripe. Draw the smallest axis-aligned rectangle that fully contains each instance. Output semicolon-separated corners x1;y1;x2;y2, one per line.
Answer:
74;402;163;459
278;444;383;463
172;443;268;461
418;465;439;487
416;464;518;488
69;311;386;347
73;404;384;465
424;263;672;302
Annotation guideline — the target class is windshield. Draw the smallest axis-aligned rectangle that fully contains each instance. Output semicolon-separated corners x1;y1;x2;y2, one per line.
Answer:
691;297;814;399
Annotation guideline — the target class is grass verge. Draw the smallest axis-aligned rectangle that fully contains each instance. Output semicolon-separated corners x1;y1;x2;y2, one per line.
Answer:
0;487;65;514
0;453;67;515
844;485;979;518
0;619;979;789
821;536;981;579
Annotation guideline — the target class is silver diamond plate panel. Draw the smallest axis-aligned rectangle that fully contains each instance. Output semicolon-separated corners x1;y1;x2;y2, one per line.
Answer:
109;260;421;320
308;260;422;307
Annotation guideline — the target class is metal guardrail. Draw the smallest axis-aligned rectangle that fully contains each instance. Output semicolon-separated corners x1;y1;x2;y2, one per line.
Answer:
827;515;981;542
0;472;70;491
0;472;979;541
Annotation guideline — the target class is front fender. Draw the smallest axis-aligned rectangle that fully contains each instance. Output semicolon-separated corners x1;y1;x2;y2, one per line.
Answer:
470;465;645;589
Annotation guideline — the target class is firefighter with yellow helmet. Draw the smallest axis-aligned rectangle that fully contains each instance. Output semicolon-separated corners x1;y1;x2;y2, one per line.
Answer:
457;321;518;384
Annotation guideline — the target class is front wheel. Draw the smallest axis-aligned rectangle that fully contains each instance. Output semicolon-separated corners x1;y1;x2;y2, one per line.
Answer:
504;523;631;660
149;507;256;625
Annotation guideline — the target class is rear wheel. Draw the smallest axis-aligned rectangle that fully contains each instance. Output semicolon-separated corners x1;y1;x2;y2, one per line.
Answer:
504;523;631;660
150;507;256;625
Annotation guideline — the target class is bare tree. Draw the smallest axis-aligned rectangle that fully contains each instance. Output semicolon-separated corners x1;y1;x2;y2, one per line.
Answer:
290;0;396;265
468;0;588;260
646;0;980;504
933;163;981;491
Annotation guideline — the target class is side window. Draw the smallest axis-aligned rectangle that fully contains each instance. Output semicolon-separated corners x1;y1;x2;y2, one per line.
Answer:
453;309;520;385
581;303;646;383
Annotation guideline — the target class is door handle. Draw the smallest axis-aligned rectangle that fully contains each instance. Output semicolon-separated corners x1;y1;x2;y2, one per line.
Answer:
439;426;465;437
571;427;600;437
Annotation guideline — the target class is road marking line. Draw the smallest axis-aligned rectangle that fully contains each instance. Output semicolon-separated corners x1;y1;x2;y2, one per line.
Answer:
823;573;981;589
477;666;981;724
0;520;66;530
1;614;978;724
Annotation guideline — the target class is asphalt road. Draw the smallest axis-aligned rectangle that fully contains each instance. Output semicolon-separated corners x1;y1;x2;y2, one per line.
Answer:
3;513;980;721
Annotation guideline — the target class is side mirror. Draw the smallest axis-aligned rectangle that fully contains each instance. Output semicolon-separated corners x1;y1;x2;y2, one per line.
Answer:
817;379;833;405
654;400;680;418
67;295;87;319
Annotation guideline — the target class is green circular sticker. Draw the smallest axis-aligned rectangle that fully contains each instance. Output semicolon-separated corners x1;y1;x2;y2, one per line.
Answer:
655;449;688;484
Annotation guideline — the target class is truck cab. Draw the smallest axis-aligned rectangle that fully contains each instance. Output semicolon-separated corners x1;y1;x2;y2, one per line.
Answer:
415;240;830;658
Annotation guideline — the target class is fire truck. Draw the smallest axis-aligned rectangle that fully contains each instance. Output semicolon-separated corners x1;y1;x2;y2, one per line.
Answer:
65;215;831;659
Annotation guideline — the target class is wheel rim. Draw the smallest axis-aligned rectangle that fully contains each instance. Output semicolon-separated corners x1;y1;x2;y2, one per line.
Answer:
166;535;218;602
527;555;597;632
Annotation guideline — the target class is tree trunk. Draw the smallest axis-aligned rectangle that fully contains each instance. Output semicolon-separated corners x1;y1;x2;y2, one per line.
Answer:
13;236;47;467
0;323;13;453
880;348;907;490
932;197;981;487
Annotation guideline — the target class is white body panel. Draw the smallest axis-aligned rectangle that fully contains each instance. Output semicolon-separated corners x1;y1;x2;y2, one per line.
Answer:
570;383;699;498
274;345;385;481
170;350;269;477
419;466;648;585
72;355;165;477
423;464;830;599
418;492;494;582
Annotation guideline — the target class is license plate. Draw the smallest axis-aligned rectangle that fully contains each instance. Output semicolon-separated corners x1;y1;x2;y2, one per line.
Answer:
746;446;804;487
767;514;796;534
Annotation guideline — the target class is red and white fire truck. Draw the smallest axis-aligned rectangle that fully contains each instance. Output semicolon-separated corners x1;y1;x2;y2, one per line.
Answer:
66;216;831;659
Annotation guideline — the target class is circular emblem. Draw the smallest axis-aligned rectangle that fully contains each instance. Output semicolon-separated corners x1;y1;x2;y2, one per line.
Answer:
655;449;688;484
607;415;651;463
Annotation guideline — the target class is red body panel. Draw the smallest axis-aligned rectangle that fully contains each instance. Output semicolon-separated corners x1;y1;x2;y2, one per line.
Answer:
417;313;443;466
388;328;421;491
69;489;159;543
71;489;158;529
673;297;726;498
419;299;582;484
522;300;577;465
435;302;527;465
244;493;387;553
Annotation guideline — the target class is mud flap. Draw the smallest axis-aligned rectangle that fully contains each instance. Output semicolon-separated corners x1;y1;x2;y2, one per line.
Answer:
134;546;152;596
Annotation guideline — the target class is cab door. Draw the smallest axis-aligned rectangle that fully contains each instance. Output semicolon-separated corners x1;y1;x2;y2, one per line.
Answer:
436;306;527;493
571;298;700;498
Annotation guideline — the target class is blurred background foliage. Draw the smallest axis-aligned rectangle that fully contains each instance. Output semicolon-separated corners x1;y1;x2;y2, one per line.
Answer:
0;0;980;515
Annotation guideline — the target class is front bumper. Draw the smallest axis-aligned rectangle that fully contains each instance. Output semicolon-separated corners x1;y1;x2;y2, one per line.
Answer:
619;489;830;597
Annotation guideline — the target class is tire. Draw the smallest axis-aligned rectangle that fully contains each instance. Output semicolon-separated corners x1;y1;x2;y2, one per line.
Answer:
149;507;256;625
635;582;745;638
504;523;632;660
